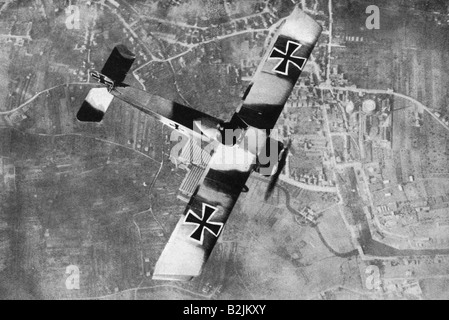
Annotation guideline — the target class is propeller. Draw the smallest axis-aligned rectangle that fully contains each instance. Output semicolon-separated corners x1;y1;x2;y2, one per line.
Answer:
264;139;291;201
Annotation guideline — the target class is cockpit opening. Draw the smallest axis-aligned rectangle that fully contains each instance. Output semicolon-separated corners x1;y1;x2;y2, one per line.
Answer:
217;113;248;146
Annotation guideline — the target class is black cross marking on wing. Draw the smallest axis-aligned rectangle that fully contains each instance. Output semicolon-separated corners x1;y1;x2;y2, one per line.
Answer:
269;40;307;76
184;204;224;244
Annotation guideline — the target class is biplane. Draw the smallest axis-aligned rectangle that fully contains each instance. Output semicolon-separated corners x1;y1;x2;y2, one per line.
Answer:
76;7;322;281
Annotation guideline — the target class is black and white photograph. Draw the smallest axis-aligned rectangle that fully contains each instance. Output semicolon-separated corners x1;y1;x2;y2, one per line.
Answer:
0;0;448;303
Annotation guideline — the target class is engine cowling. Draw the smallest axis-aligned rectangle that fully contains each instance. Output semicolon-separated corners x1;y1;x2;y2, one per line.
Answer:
255;137;285;177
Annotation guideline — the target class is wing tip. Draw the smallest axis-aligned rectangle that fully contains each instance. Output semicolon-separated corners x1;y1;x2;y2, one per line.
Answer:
284;7;323;44
76;100;105;122
76;88;114;123
114;44;136;60
152;273;195;282
152;255;202;282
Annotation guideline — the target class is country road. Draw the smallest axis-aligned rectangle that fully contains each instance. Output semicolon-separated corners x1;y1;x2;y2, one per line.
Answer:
317;84;449;132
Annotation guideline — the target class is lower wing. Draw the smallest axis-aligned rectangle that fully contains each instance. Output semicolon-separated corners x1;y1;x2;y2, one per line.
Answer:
153;143;255;281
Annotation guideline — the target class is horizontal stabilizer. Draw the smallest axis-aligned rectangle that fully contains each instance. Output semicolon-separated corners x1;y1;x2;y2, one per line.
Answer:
76;88;114;122
101;45;136;84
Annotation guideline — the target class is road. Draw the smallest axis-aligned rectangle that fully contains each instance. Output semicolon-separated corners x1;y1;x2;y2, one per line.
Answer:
317;84;449;132
0;34;31;40
134;27;271;73
70;283;218;300
0;0;13;14
0;82;99;115
252;175;357;258
326;0;333;83
279;175;337;193
321;103;337;167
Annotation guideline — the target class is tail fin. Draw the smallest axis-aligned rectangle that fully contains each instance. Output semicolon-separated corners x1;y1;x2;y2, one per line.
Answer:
76;88;114;122
101;44;135;84
77;45;135;122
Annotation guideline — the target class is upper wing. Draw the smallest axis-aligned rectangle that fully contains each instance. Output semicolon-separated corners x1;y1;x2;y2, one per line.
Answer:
153;143;255;281
235;8;322;130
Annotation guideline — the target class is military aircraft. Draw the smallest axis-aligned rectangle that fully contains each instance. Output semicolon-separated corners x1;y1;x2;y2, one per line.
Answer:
76;7;322;281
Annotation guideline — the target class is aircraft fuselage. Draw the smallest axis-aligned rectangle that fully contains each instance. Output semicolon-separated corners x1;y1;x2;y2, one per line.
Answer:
111;85;223;142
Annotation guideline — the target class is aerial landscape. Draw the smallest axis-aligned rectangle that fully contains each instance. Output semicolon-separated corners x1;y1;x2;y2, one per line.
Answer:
0;0;449;300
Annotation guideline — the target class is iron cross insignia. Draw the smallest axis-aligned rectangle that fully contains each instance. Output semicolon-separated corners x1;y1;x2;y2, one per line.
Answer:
184;203;224;244
269;40;307;76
